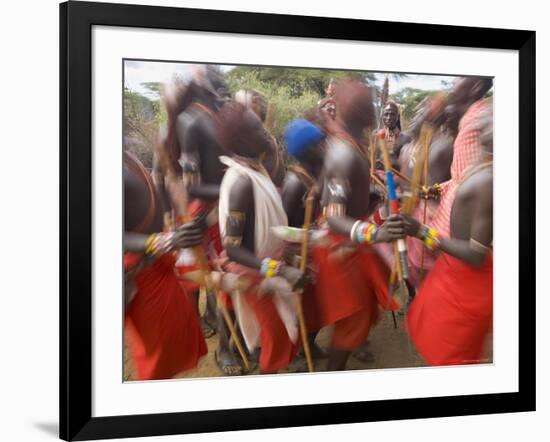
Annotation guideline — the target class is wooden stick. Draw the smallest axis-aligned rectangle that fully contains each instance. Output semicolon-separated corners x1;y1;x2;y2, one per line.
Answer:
401;126;432;215
391;167;411;183
379;135;409;282
217;293;250;371
418;125;433;282
296;193;315;373
370;131;376;178
371;174;388;194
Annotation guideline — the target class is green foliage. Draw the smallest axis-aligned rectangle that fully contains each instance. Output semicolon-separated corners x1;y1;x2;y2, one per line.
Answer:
227;66;373;97
123;87;163;168
226;67;375;140
390;87;438;126
225;69;319;140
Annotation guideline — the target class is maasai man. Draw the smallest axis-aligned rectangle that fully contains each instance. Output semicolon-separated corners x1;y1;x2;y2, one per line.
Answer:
281;118;328;360
235;89;286;188
282;119;326;228
124;148;207;380
399;94;454;187
403;110;493;366
429;77;493;239
397;94;454;287
217;102;308;374
173;65;241;375
314;80;405;371
379;100;411;169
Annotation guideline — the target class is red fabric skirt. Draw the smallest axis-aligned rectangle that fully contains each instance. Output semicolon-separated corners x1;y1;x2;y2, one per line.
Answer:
125;254;207;380
244;291;300;373
406;252;493;366
302;283;322;333
175;200;225;297
312;238;397;350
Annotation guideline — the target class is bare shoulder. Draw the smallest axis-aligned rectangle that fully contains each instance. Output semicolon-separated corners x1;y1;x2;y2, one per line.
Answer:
458;165;493;200
325;138;356;175
282;170;304;191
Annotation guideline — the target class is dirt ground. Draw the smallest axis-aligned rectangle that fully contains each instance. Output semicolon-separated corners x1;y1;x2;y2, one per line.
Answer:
124;301;427;381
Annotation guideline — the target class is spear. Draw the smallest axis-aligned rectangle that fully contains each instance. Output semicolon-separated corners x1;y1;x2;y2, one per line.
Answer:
379;132;409;281
378;132;410;309
369;131;388;194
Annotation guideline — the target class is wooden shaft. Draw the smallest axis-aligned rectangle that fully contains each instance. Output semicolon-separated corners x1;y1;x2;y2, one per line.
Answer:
370;132;376;178
380;136;406;287
217;296;250;371
418;124;433;282
297;193;315;373
391;167;411;183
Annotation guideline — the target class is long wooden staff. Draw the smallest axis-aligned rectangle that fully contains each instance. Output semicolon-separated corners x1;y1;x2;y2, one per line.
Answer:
418;125;433;282
369;132;388;193
399;125;433;285
378;133;409;307
295;192;315;373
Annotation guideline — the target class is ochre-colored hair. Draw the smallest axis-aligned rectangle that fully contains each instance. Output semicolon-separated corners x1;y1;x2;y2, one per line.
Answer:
334;80;375;129
217;101;251;155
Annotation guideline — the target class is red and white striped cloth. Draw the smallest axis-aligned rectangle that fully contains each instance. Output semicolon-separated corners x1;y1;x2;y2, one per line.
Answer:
430;99;491;238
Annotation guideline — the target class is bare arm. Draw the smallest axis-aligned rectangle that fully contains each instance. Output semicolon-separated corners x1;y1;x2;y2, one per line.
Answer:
403;175;492;267
223;175;262;270
281;173;307;227
177;114;220;200
124;216;206;254
223;174;308;289
439;179;492;266
325;149;404;243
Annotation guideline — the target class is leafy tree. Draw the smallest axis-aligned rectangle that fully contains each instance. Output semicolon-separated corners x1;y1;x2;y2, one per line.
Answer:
123;88;162;168
390;87;438;126
226;66;378;140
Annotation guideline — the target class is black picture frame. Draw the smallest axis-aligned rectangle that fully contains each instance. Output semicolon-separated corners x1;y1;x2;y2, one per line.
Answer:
60;1;536;440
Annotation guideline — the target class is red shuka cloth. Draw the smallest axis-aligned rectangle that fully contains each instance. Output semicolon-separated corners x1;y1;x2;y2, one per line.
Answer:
175;199;224;294
244;291;300;373
312;236;398;350
406;252;493;366
125;253;207;380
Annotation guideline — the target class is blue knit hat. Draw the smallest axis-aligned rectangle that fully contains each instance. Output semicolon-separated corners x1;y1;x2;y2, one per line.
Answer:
284;119;325;160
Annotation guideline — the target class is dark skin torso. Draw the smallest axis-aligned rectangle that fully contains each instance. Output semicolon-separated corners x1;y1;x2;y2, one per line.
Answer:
282;171;309;228
427;132;454;184
124;160;163;236
177;107;225;199
450;166;493;243
399;131;454;186
326;140;371;219
404;163;493;267
389;133;412;168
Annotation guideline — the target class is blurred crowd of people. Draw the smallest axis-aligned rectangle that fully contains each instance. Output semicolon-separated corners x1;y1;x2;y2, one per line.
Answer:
124;65;493;380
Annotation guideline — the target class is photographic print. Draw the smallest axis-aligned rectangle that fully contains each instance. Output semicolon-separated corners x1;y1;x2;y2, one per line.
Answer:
123;60;493;381
61;2;534;439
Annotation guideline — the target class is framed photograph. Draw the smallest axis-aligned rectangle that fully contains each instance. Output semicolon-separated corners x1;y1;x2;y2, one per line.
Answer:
60;1;535;440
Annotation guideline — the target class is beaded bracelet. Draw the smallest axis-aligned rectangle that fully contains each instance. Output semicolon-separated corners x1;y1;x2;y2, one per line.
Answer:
418;225;440;251
260;257;282;278
144;232;176;257
351;221;378;244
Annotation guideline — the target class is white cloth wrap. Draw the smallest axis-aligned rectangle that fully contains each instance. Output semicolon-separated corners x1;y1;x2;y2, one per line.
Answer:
218;156;298;352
